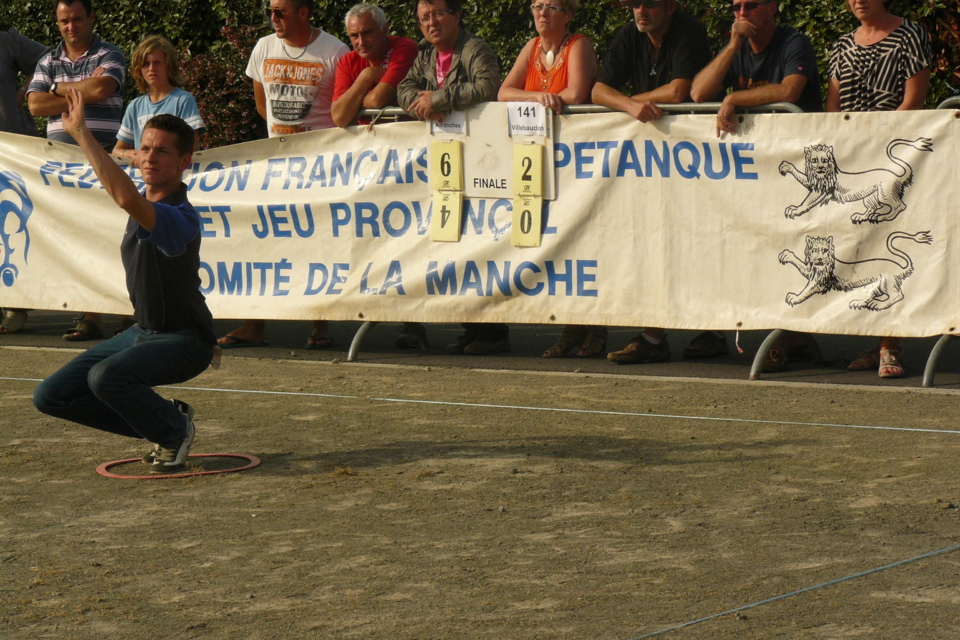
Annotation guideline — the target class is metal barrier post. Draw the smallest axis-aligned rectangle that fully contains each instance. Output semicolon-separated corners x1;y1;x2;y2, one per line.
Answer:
919;97;959;386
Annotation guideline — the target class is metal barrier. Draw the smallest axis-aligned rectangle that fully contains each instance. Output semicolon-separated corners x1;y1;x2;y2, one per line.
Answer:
918;96;960;387
346;102;804;363
354;102;803;122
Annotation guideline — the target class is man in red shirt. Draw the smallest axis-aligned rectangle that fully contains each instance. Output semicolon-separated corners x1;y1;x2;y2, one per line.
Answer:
331;3;417;127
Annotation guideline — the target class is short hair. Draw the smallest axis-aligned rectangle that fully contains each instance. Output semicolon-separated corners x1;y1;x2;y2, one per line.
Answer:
415;0;463;26
560;0;580;12
143;114;194;156
345;3;388;31
415;0;462;16
56;0;93;16
287;0;314;13
131;35;184;94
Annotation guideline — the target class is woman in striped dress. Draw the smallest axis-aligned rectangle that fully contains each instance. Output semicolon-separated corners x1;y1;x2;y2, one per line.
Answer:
826;0;931;378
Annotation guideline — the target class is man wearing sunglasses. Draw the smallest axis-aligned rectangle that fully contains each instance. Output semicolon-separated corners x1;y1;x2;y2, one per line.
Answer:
592;0;710;123
690;0;821;136
247;0;349;137
593;0;724;365
219;0;349;351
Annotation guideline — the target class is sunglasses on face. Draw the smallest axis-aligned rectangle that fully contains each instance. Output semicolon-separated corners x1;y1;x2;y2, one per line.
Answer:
731;0;772;12
622;0;665;8
265;7;286;19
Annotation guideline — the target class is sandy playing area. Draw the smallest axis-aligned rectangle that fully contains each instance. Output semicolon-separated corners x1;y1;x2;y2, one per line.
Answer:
3;347;960;639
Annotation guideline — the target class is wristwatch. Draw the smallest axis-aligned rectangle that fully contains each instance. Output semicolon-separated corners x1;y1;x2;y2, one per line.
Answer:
50;82;59;97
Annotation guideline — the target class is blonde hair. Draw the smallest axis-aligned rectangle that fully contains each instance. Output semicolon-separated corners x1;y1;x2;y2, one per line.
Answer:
131;35;184;94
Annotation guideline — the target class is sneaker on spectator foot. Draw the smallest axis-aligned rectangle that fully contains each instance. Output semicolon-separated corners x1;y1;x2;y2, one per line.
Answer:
607;334;670;364
149;400;196;473
681;331;729;359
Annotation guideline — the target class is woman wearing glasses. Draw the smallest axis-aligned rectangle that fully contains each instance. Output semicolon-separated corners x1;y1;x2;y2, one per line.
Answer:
498;0;597;115
827;0;931;378
498;0;601;358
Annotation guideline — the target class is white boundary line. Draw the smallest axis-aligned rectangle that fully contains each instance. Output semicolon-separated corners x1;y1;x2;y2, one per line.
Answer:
4;374;958;436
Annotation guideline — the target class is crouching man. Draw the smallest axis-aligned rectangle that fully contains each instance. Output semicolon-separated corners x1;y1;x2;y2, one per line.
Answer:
33;90;216;474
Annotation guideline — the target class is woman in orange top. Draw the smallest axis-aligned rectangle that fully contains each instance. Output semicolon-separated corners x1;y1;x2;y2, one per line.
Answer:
498;0;597;114
499;0;601;357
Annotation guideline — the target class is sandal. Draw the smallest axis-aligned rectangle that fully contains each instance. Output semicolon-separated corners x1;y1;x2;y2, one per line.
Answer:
305;335;333;350
848;346;880;371
878;348;904;378
0;309;27;334
543;325;587;358
576;326;607;357
63;316;104;342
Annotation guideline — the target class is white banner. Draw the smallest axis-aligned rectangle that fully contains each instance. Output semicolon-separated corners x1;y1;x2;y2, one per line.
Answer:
0;105;957;337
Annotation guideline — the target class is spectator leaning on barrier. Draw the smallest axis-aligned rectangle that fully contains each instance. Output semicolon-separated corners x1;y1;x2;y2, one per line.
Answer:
331;3;418;127
499;0;603;359
332;3;426;351
0;27;51;335
218;0;349;351
591;0;727;365
690;0;822;136
33;96;216;474
27;0;126;343
397;0;501;121
690;0;821;373
826;0;931;379
398;0;507;356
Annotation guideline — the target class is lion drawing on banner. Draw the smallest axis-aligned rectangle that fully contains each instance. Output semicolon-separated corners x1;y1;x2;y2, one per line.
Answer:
778;231;932;310
777;138;932;224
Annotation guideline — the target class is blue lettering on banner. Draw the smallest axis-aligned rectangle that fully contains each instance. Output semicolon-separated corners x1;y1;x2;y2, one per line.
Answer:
304;263;349;295
425;260;598;297
197;259;293;296
359;260;405;295
553;140;757;181
196;205;232;238
252;204;315;238
257;148;428;192
330;200;429;238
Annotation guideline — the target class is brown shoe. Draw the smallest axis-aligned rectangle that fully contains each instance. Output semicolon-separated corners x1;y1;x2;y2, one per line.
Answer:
607;335;670;364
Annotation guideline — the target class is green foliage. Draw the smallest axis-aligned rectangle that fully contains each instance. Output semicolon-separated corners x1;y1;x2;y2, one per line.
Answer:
180;24;267;148
3;0;957;146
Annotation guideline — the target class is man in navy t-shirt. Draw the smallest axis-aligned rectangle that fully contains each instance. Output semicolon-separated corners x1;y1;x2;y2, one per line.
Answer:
691;0;821;135
33;90;216;474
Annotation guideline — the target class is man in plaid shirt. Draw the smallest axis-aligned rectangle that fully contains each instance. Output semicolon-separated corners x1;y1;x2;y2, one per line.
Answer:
27;0;125;150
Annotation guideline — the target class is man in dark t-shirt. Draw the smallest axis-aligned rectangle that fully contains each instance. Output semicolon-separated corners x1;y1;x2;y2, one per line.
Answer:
33;92;216;474
593;0;711;122
691;0;821;135
593;0;728;365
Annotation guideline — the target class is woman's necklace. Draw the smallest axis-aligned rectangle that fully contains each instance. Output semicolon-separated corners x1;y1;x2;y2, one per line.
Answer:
541;33;569;68
282;27;317;59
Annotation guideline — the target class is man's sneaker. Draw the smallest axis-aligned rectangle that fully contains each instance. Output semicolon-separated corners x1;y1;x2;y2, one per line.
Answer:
607;334;670;364
149;400;196;474
142;401;195;463
682;331;729;359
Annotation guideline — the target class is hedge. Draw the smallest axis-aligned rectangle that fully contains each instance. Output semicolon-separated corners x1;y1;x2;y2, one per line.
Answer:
3;0;957;147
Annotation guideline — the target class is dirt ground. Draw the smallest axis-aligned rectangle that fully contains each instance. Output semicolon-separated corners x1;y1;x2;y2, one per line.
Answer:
3;346;960;639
